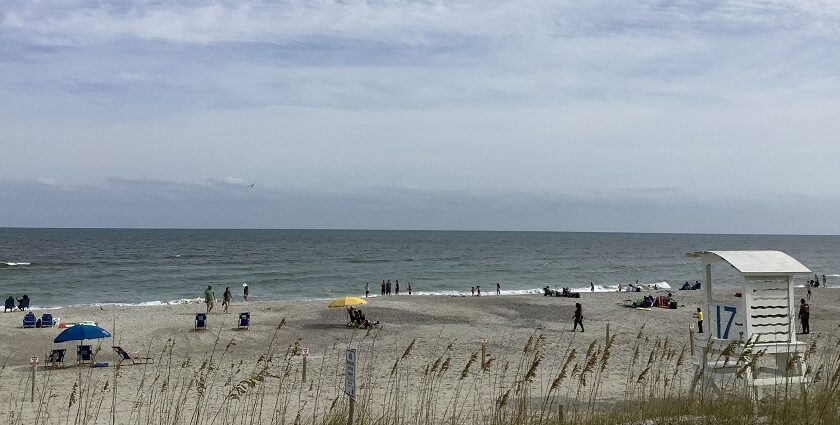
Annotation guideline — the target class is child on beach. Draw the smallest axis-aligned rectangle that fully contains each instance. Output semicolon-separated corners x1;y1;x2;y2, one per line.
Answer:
573;303;584;332
223;287;232;313
694;308;704;333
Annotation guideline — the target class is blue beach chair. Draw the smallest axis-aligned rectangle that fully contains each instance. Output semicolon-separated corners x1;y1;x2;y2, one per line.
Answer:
41;313;54;328
195;313;207;331
77;345;94;365
23;312;36;328
238;312;250;330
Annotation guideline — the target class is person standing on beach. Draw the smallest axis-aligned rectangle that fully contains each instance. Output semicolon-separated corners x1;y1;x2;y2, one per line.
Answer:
386;280;392;295
799;298;810;334
572;303;584;332
477;285;481;296
243;283;249;301
496;282;501;295
590;282;594;292
694;308;704;333
395;280;400;295
222;287;232;313
365;282;370;298
471;287;475;296
205;285;216;314
407;282;412;295
381;280;386;296
823;275;827;286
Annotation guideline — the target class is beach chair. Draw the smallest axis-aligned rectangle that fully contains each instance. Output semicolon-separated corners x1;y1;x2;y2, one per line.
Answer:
238;312;250;330
47;349;66;368
22;312;36;328
77;345;94;365
4;297;14;312
195;313;207;331
41;313;54;328
113;346;153;366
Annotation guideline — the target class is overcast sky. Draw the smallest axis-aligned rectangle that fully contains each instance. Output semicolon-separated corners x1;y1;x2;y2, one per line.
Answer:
1;1;839;233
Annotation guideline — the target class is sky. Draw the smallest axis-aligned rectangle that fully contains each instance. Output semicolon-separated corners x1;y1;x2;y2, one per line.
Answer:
1;0;840;233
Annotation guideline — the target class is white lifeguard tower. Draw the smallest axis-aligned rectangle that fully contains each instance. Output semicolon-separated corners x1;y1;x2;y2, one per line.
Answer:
686;250;811;398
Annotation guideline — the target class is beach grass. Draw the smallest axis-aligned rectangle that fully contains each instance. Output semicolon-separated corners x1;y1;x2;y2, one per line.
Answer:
3;319;840;425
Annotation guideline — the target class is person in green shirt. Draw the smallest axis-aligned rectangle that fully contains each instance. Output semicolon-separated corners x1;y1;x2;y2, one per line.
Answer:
204;285;216;314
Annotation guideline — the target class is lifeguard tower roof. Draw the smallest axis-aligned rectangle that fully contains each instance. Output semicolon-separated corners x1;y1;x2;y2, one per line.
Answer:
687;250;811;276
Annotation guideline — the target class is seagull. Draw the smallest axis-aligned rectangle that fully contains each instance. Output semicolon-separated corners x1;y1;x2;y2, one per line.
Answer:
249;184;254;188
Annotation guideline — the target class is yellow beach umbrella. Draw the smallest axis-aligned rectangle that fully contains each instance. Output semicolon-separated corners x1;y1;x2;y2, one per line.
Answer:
328;296;368;308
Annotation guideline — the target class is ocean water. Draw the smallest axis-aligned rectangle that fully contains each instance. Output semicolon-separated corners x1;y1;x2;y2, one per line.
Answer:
0;229;838;308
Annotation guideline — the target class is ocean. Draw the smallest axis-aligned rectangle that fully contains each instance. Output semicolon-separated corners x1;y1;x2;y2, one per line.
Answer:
0;229;838;309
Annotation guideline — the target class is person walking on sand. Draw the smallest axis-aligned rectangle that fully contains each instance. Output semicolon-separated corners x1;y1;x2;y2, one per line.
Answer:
496;282;501;295
694;307;704;334
799;298;811;334
407;282;412;295
222;287;232;313
365;282;370;298
242;283;249;301
204;285;216;314
572;303;584;332
395;280;400;295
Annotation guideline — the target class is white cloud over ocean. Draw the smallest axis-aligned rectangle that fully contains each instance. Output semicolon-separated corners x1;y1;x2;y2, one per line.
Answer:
1;1;839;231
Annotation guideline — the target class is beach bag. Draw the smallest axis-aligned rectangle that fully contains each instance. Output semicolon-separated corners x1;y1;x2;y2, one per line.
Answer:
669;301;677;309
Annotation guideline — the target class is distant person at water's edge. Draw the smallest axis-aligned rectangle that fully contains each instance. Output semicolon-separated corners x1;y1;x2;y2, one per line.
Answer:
694;308;703;333
799;298;810;334
395;280;400;295
386;279;391;296
572;303;584;332
223;287;232;313
590;282;594;292
243;283;249;301
471;287;475;296
205;285;216;314
365;282;370;298
381;280;386;296
496;283;501;295
476;285;481;296
407;282;412;295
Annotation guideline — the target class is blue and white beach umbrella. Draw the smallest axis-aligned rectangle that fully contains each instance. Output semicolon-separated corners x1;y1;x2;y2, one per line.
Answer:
54;324;112;343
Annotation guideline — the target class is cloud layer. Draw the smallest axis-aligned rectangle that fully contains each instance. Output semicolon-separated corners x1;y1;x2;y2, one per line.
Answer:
2;1;839;231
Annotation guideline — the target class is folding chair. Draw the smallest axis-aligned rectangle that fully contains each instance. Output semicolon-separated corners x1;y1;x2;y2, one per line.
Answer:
22;312;36;328
47;349;66;368
77;345;94;365
113;346;153;366
195;313;207;331
238;312;250;330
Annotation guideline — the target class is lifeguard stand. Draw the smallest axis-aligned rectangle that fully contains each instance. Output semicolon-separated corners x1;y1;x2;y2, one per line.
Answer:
686;250;810;398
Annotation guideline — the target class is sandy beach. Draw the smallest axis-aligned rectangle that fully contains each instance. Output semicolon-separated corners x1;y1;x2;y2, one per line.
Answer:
0;287;831;423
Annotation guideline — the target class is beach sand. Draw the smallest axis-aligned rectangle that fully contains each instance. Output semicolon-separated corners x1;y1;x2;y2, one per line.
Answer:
0;288;830;423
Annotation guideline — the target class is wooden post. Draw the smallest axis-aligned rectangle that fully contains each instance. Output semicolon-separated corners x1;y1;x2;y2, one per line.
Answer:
30;356;38;403
606;321;610;341
689;324;695;356
302;348;308;384
347;397;355;425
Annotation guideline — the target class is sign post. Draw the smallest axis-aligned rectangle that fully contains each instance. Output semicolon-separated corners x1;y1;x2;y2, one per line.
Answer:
30;356;38;403
345;349;356;425
302;348;309;384
689;324;695;356
480;338;488;370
